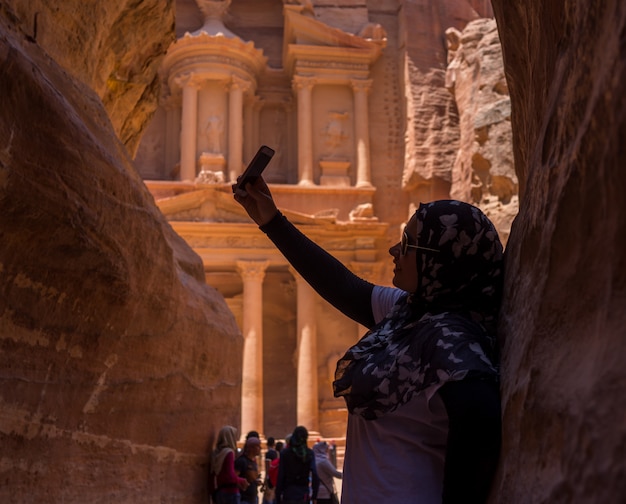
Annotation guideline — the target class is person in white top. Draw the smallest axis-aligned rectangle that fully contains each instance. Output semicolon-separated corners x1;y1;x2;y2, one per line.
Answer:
234;176;503;503
313;441;342;503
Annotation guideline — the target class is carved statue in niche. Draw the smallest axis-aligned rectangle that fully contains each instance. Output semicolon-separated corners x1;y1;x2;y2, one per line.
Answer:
204;115;223;154
319;111;351;186
323;111;349;157
198;112;226;182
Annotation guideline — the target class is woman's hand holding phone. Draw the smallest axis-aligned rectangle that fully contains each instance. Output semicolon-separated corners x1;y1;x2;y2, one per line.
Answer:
233;176;279;226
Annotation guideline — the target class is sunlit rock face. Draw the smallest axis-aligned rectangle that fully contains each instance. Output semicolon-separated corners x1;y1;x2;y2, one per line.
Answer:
401;0;490;196
0;6;241;504
399;1;518;243
445;18;518;242
1;0;175;154
491;0;626;502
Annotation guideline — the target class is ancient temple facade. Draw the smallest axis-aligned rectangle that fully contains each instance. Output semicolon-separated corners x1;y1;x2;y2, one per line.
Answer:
134;0;515;441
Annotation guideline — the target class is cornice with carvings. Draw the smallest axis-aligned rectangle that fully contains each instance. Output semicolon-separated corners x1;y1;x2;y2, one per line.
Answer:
182;234;273;250
285;44;380;77
165;56;259;91
291;65;370;85
166;31;265;65
162;39;266;92
296;59;370;73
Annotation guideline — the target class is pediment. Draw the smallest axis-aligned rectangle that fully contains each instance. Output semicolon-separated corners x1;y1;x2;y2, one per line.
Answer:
151;184;333;226
283;7;385;74
283;7;381;50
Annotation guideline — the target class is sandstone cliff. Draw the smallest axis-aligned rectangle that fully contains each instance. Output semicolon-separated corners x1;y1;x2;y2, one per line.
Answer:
0;0;624;502
398;0;517;238
0;2;242;502
1;0;175;154
445;18;518;242
491;0;626;502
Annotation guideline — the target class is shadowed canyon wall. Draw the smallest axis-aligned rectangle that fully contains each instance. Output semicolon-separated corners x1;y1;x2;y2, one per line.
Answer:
0;0;624;503
2;0;175;155
491;0;626;502
0;1;242;502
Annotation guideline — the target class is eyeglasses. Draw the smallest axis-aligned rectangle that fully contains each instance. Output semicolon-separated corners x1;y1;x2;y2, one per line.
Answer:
401;230;439;255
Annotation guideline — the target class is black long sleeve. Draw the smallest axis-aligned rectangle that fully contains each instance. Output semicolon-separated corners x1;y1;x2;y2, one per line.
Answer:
438;379;502;503
260;212;376;328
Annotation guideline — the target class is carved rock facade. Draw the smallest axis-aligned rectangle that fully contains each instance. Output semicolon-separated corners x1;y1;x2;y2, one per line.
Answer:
134;0;516;452
4;0;620;502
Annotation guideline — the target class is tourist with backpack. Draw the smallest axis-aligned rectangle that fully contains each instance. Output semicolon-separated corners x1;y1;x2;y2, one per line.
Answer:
275;427;318;504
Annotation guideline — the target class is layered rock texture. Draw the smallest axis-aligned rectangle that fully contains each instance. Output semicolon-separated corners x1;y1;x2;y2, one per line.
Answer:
445;18;518;240
491;0;626;502
0;0;624;503
399;2;517;241
2;0;175;154
0;1;242;502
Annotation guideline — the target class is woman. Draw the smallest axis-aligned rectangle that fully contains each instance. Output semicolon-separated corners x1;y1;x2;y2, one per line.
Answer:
312;442;342;504
234;178;503;503
275;426;319;504
210;426;249;504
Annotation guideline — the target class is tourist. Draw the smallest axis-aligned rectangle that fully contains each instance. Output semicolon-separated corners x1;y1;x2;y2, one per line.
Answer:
275;426;319;504
209;426;249;504
233;176;503;503
312;441;341;504
236;437;262;504
262;437;278;504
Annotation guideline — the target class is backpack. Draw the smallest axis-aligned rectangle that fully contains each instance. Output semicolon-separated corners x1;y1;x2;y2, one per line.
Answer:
268;457;280;488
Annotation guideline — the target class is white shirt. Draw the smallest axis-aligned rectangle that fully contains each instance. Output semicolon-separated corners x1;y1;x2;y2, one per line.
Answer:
340;286;449;504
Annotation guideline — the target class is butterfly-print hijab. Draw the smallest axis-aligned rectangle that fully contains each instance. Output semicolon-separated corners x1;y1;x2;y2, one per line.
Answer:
333;200;504;419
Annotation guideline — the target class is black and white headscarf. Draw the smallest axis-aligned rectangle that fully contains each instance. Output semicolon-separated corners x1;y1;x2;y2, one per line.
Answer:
333;200;504;420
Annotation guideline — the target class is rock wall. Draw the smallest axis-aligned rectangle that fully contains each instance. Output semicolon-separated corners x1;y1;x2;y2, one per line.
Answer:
400;0;484;197
2;0;624;501
491;0;626;502
398;2;517;244
0;0;175;154
445;18;518;242
0;4;241;503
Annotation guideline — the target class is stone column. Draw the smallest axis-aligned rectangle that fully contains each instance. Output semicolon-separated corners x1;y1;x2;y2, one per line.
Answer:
243;95;255;164
164;94;181;178
236;260;269;438
252;99;262;156
293;76;316;186
351;79;373;187
290;268;319;433
178;74;200;181
228;76;247;183
242;95;263;165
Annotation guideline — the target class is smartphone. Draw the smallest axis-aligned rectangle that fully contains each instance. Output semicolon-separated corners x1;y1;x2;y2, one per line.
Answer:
236;145;275;191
